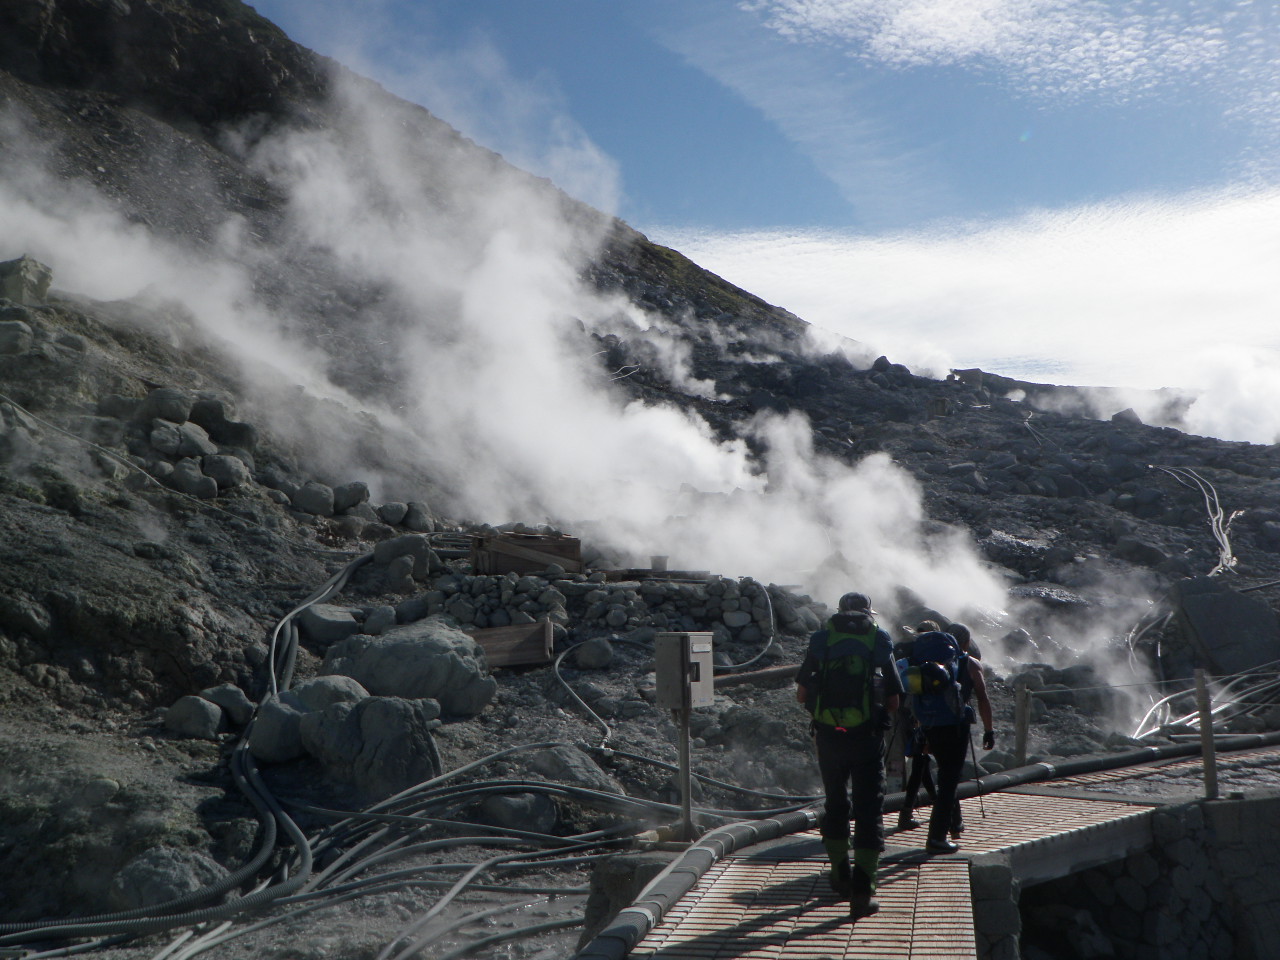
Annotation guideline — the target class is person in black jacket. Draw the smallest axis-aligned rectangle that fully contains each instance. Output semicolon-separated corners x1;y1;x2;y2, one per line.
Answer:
796;591;905;917
909;623;993;854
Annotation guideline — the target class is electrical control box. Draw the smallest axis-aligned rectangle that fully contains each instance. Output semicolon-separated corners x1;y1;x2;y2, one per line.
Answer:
655;632;715;709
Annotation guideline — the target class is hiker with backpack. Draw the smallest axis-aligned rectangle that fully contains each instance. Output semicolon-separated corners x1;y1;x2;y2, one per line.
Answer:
796;591;904;918
897;621;993;854
895;621;942;831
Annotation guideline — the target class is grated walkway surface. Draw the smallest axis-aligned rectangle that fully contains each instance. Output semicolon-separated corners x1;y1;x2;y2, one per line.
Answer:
631;791;1160;960
1048;746;1280;793
631;857;974;960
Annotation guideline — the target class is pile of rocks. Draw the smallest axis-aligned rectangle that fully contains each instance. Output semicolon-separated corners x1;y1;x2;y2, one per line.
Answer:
346;550;826;649
163;618;496;800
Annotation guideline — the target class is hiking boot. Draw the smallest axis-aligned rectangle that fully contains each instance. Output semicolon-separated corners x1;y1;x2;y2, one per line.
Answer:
849;893;880;918
849;868;879;917
829;859;853;898
925;837;960;854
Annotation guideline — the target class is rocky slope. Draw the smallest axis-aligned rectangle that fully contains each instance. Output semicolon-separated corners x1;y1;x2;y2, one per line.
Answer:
3;2;1280;959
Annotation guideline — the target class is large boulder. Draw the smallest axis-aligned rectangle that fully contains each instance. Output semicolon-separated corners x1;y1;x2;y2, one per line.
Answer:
319;618;496;717
138;388;193;425
0;255;53;304
527;744;623;795
201;454;251;489
1175;577;1280;676
372;534;440;579
292;674;369;711
247;693;306;762
332;481;370;513
0;319;33;354
163;695;222;740
299;696;442;801
199;683;254;726
297;603;362;648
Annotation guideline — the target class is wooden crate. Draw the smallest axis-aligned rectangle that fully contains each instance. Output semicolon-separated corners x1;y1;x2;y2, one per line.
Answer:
470;533;583;576
468;620;554;668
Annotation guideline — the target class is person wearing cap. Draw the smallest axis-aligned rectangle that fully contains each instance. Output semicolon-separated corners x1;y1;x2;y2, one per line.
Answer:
896;621;942;831
796;591;904;918
934;622;993;845
906;621;993;854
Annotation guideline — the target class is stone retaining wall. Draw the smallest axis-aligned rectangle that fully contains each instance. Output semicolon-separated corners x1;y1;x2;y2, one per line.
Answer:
1013;795;1280;960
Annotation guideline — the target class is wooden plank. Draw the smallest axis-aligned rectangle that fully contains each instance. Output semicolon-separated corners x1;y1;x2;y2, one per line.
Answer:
471;534;583;575
468;620;554;668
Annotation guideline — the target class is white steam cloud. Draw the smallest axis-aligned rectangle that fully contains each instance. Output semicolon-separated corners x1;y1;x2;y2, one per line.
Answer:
0;71;1015;633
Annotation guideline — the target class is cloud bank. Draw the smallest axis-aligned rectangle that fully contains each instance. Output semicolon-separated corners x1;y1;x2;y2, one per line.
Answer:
656;184;1280;442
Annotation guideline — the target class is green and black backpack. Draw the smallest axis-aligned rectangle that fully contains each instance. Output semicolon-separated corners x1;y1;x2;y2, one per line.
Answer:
807;618;878;730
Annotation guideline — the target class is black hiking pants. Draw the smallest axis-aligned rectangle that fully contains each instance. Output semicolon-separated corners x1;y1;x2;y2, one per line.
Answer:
902;751;937;814
814;724;886;851
922;723;969;843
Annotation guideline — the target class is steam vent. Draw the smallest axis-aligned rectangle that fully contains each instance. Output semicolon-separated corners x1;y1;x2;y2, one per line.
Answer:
2;1;1280;959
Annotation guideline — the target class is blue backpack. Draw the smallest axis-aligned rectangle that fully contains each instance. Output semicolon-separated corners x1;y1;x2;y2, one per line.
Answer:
897;631;968;728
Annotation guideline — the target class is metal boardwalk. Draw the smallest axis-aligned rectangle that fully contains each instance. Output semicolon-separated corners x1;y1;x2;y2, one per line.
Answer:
631;790;1160;960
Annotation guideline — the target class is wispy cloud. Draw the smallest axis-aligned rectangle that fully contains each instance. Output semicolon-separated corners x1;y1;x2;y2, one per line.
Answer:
744;1;1280;120
646;4;954;227
655;184;1280;442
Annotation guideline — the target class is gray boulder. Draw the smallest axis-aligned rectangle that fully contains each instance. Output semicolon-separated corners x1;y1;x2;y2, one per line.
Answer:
332;481;370;513
137;388;193;425
201;454;251;489
299;696;442;801
1114;536;1168;566
377;501;409;525
149;420;184;457
164;695;223;739
362;606;397;635
320;618;496;717
385;554;415;594
0;255;52;303
404;501;433;531
480;793;557;834
169;459;218;499
527;744;623;795
109;847;229;911
174;423;218;458
248;693;306;762
1175;576;1280;676
188;397;258;450
292;674;369;711
343;502;378;521
572;637;615;670
372;534;439;578
199;683;255;727
292;481;335;517
0;320;33;354
0;593;52;639
297;603;362;648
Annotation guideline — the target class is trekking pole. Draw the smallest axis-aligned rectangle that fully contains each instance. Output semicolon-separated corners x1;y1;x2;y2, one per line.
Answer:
968;725;987;820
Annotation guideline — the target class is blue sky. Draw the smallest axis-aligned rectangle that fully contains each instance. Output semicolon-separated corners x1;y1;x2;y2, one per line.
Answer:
247;0;1280;441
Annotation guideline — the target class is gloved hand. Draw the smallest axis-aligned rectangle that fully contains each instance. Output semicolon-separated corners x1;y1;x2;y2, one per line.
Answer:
982;729;995;751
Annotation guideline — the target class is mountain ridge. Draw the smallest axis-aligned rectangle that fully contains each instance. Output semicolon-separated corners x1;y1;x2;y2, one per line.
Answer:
3;2;1280;957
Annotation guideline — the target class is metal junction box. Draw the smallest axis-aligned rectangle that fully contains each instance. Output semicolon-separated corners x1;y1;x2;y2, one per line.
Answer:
655;632;715;709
